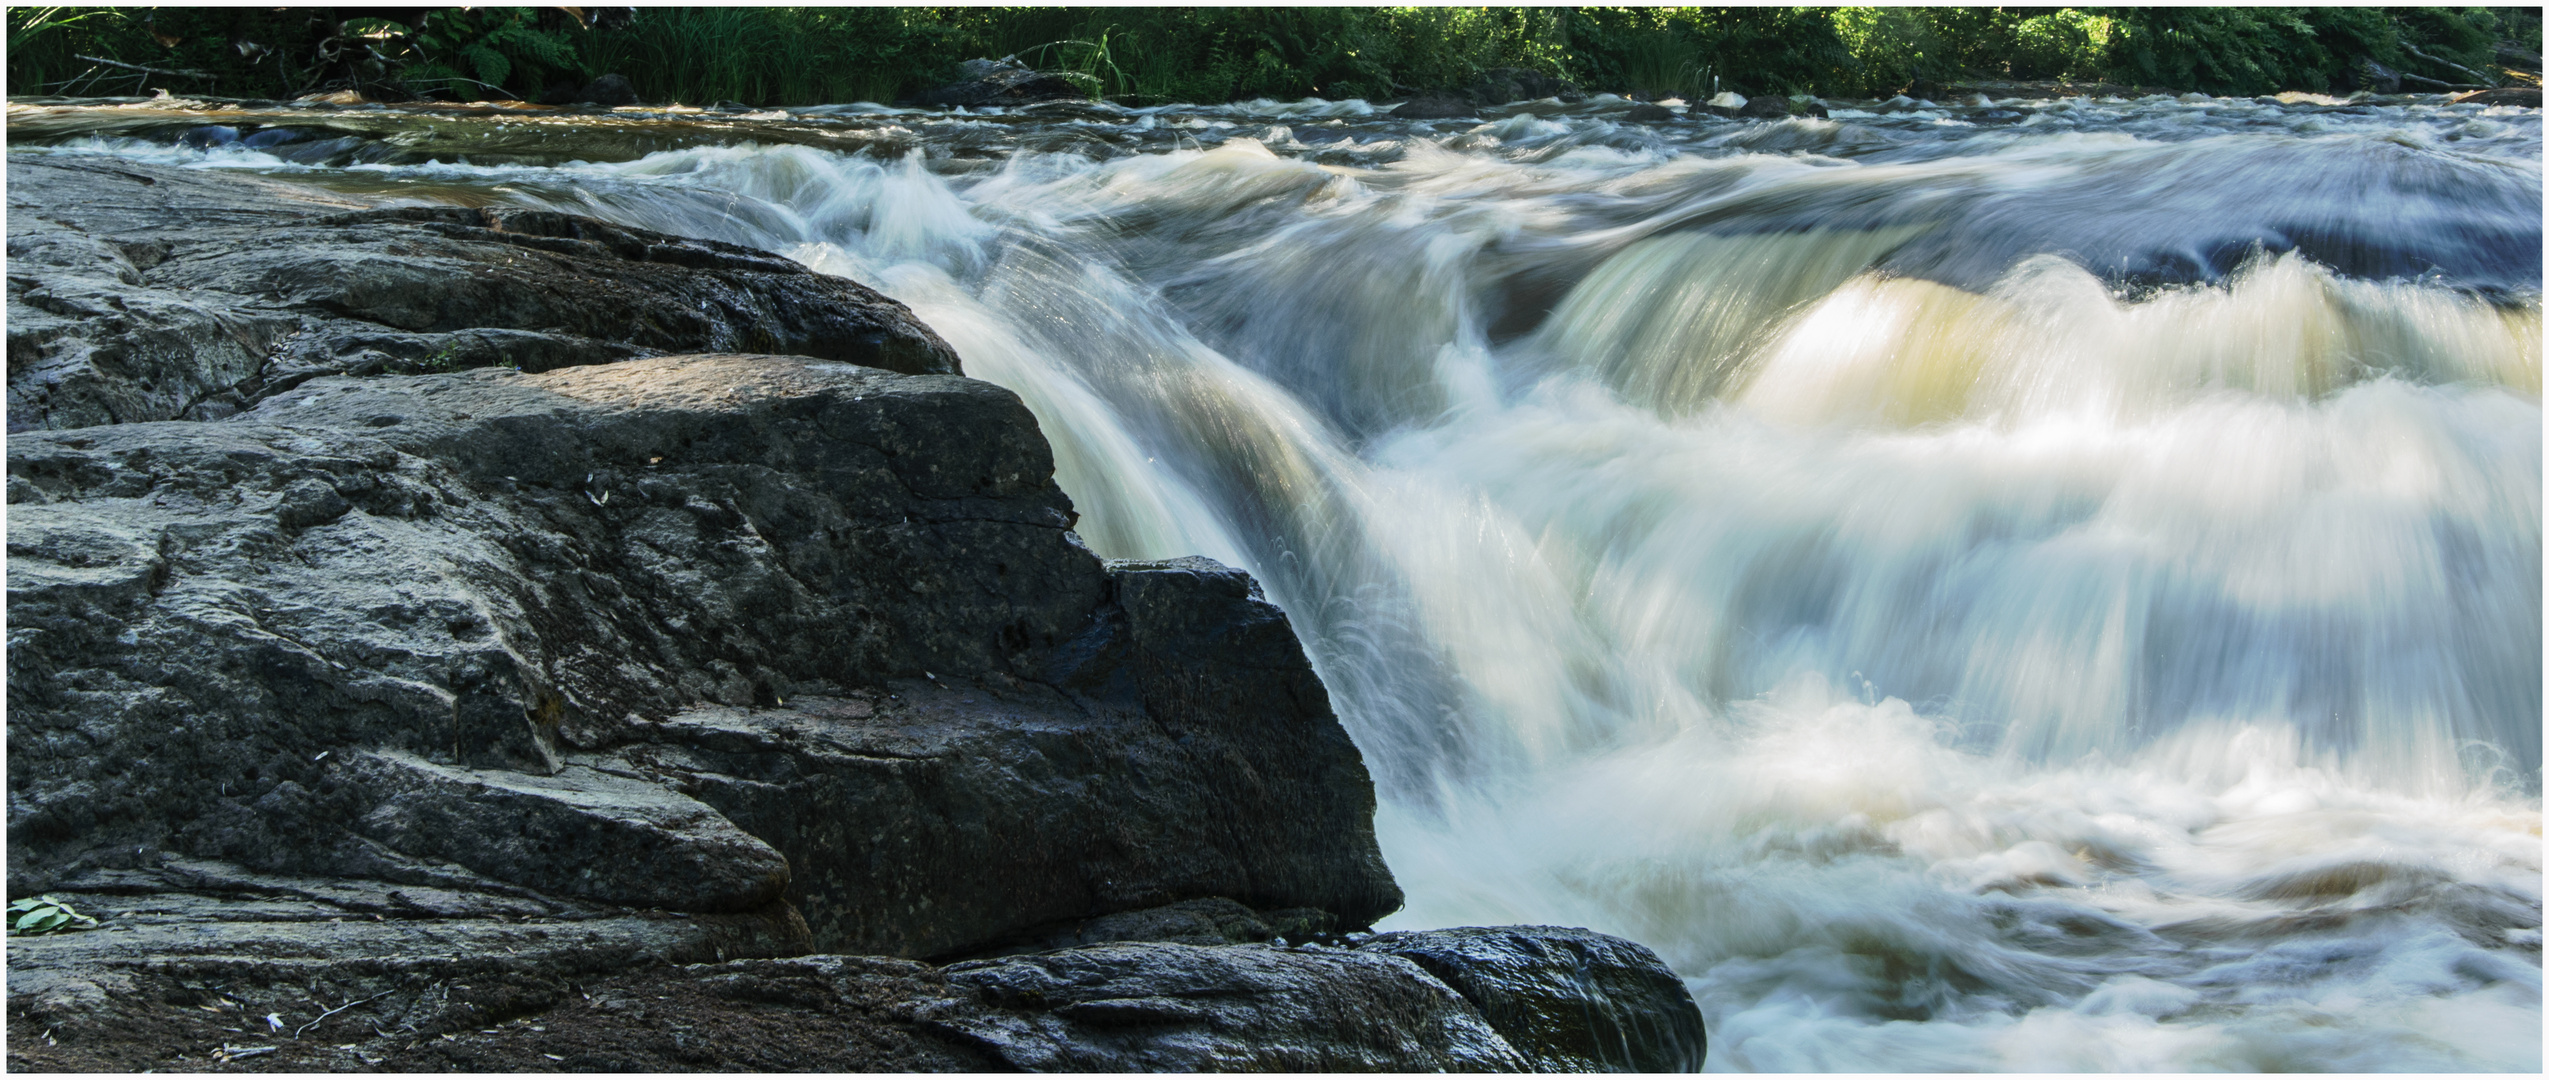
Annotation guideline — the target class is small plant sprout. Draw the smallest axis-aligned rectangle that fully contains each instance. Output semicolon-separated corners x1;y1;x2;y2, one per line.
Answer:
8;895;100;935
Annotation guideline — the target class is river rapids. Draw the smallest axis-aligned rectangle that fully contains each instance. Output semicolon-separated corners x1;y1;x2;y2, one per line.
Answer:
12;88;2541;1071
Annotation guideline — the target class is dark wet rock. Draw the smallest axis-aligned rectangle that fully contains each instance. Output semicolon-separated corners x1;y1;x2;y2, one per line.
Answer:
2452;86;2542;108
262;133;367;165
4;149;1702;1074
6;356;1068;886
1740;94;1801;119
1391;95;1475;120
1466;67;1579;106
8;353;1400;953
1622;102;1678;122
7;868;822;1070
935;941;1530;1070
12;908;1694;1072
6;155;957;432
615;678;1401;957
577;73;639;108
609;556;1400;958
336;751;792;913
1359;925;1708;1072
901;58;1086;108
238;125;312;148
978;896;1338;957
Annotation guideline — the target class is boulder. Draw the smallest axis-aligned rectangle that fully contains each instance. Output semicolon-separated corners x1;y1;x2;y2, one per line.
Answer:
1622;102;1678;122
1740;94;1800;119
1390;95;1475;119
1359;925;1708;1072
7;156;957;432
577;73;639;107
11;353;1395;949
5;150;1703;1074
900;58;1087;108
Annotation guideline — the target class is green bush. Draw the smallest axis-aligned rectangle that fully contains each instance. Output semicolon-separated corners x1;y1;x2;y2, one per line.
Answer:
6;7;2536;106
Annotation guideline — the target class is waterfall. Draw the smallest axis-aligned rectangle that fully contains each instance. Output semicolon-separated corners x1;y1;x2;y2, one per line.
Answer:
33;90;2540;1070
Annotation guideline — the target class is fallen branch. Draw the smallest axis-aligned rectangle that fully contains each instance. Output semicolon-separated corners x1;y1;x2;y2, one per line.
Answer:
293;989;399;1039
73;55;211;79
2399;71;2486;91
2400;42;2497;86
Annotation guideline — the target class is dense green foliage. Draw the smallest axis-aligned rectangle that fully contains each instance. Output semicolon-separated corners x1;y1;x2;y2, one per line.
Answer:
8;6;2538;106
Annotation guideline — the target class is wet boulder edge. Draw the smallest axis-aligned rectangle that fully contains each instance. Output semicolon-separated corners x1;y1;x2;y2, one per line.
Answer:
3;154;1704;1072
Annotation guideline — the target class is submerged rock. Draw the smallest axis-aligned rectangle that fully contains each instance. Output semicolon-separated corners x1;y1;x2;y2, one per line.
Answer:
1739;95;1800;119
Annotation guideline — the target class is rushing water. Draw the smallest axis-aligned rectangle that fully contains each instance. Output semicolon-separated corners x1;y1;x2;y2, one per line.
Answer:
14;89;2542;1070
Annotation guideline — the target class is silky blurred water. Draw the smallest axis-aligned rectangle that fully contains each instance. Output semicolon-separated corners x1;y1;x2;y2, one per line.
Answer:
16;89;2540;1070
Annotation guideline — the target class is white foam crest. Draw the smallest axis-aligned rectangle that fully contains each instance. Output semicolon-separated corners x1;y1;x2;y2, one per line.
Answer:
1374;372;2538;792
1741;255;2540;429
1381;675;2542;1071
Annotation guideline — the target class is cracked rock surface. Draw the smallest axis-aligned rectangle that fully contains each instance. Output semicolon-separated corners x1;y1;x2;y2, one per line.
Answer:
8;155;955;433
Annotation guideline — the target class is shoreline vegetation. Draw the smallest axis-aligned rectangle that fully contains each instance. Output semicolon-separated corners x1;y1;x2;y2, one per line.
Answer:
8;6;2541;110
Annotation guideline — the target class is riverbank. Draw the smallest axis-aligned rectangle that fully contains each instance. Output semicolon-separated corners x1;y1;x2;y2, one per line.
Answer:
9;7;2538;110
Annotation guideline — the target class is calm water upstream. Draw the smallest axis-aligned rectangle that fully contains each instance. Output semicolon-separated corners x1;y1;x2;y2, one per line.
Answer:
12;89;2541;1070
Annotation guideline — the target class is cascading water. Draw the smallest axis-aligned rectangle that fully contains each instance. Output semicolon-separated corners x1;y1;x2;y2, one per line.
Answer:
17;88;2540;1070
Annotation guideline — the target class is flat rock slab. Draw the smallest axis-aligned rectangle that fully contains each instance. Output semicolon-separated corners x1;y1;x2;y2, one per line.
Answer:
341;751;790;914
7;155;957;433
937;941;1529;1071
10;917;1694;1074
